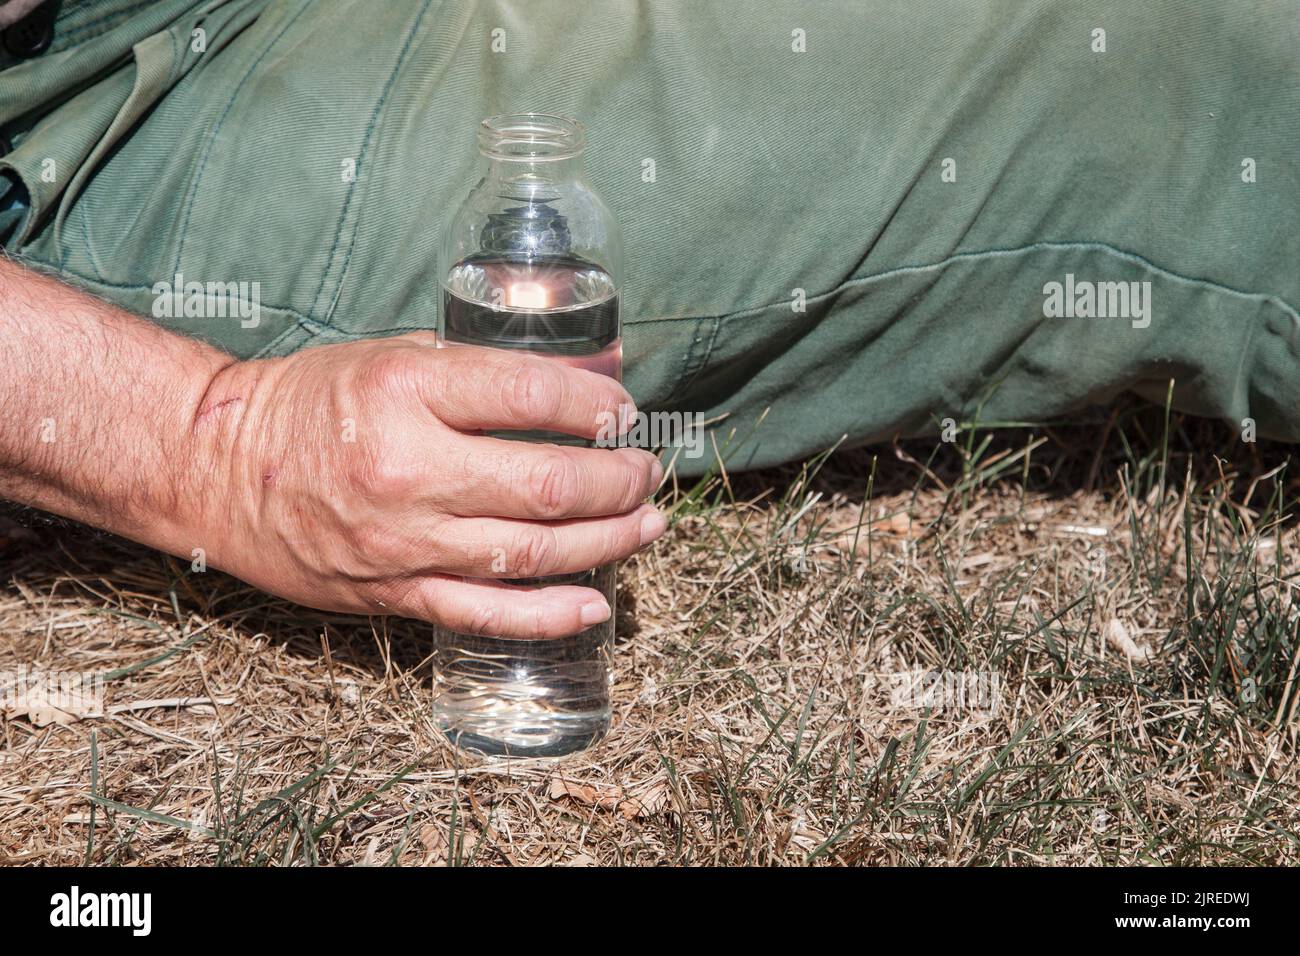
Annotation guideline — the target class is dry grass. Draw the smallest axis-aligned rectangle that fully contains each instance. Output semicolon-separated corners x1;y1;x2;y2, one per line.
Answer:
2;398;1299;866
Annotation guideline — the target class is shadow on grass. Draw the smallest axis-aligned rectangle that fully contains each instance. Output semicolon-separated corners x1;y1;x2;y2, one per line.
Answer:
1;395;1295;704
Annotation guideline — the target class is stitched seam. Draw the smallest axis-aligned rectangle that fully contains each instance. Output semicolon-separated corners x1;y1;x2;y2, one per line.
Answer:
46;240;1300;329
254;318;306;357
676;315;721;395
625;240;1300;328
170;0;312;275
44;240;1300;369
675;316;708;391
306;0;434;323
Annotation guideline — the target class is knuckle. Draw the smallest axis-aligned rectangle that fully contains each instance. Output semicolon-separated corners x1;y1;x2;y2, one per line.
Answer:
504;362;563;423
510;526;558;578
607;520;640;563
527;605;551;640
524;452;583;517
360;349;417;398
464;603;504;637
623;456;648;504
355;450;415;498
618;517;644;556
588;528;620;567
347;521;397;569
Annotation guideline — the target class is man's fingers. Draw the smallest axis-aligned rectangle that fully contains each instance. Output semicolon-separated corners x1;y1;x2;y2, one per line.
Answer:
395;576;613;640
439;436;662;519
421;504;666;578
421;344;634;440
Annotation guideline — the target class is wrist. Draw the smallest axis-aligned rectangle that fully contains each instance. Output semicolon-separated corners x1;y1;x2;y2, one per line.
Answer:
146;354;267;565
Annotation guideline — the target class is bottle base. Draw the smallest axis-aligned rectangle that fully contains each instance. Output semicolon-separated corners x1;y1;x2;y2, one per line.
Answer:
434;710;610;758
430;570;616;759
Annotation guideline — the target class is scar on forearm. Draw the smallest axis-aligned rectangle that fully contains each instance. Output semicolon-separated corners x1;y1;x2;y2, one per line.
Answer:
194;395;243;423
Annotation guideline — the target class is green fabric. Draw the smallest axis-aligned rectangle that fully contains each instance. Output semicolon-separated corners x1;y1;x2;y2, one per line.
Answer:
3;0;1298;473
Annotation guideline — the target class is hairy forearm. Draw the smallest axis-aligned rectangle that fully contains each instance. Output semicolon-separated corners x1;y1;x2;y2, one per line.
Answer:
0;256;235;554
0;255;666;635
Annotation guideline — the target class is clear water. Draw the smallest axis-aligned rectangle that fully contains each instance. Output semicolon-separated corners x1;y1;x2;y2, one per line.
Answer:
434;256;621;757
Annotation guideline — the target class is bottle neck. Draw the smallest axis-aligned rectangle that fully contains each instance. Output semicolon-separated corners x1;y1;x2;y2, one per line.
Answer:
477;113;586;194
484;154;583;194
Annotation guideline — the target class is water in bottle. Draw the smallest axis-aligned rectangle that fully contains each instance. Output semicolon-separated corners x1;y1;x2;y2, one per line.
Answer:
433;113;625;757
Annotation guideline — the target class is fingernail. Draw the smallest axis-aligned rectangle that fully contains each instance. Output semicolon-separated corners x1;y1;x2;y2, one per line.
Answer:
649;457;664;488
580;599;612;626
639;507;668;545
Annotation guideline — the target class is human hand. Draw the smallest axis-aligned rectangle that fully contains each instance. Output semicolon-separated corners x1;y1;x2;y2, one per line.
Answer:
184;333;664;638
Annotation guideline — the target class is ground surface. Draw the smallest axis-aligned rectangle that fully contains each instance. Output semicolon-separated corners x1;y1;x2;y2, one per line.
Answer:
2;399;1298;866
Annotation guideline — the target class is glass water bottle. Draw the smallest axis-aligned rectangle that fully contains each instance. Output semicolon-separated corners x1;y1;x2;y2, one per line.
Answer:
433;113;623;757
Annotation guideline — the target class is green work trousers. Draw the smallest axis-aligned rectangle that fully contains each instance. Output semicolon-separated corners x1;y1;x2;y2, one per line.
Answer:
2;0;1297;473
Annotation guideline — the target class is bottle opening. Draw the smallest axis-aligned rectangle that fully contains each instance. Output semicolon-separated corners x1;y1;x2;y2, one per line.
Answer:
478;113;587;162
